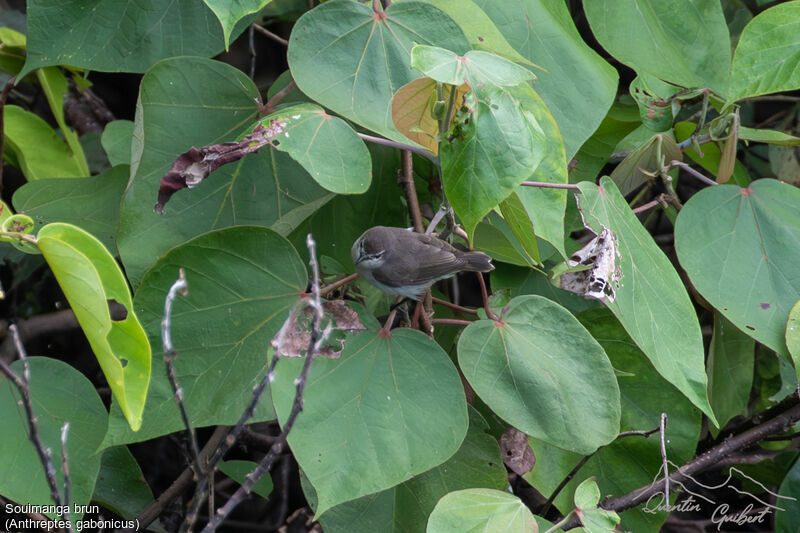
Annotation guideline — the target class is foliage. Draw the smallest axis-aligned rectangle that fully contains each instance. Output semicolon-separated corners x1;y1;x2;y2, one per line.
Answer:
2;0;800;532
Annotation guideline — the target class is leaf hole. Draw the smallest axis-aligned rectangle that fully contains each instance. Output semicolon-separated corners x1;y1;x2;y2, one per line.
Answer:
119;357;128;368
108;299;128;321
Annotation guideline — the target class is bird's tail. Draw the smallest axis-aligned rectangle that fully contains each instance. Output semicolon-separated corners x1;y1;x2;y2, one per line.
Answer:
461;252;494;272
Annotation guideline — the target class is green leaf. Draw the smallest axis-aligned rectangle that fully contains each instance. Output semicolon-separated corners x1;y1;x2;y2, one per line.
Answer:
271;309;468;517
527;308;700;533
572;478;621;531
20;0;252;77
675;179;800;357
569;110;639;184
316;407;507;533
730;1;800;100
103;226;305;447
475;0;618;159
440;83;546;241
414;0;537;68
3;105;87;180
94;446;163;530
740;126;800;146
101;120;135;166
426;488;537;533
583;0;731;97
458;295;621;454
38;223;150;430
220;460;274;500
410;45;534;87
287;0;469;144
0;357;107;526
513;82;568;258
776;456;800;533
578;177;716;423
610;133;681;195
707;314;755;432
259;103;371;193
118;57;329;286
36;67;90;176
13;166;129;255
204;0;273;49
498;192;540;266
788;300;800;365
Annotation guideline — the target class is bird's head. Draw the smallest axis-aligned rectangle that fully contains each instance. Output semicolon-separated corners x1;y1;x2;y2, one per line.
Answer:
352;228;388;271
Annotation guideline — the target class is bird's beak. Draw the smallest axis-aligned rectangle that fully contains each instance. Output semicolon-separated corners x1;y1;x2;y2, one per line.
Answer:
354;256;365;265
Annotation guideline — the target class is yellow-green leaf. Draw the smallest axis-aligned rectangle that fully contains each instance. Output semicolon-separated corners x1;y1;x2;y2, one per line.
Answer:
38;223;150;430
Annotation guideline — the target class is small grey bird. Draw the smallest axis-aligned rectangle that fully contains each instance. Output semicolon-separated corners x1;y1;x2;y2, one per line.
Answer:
352;226;494;300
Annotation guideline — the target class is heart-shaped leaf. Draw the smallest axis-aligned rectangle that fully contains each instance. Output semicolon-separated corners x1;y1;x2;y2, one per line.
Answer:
526;308;701;533
426;489;537;533
577;177;716;423
458;295;621;454
118;57;330;286
102;226;306;447
258;103;371;194
474;0;617;159
204;0;273;49
440;83;547;240
287;0;469;144
675;179;800;358
20;0;251;77
271;311;468;516
583;0;730;97
730;1;800;101
314;407;507;533
410;45;534;87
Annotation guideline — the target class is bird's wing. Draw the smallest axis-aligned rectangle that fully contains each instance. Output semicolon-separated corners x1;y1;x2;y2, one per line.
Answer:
377;233;466;286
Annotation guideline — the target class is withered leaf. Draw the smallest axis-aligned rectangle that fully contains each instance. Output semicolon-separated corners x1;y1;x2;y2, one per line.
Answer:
499;427;535;476
155;120;287;213
271;299;366;359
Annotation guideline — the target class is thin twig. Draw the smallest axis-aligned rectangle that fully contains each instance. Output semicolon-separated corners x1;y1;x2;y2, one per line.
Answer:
59;422;72;528
0;75;16;195
201;235;327;532
666;160;717;187
431;297;478;315
252;24;289;47
126;425;230;531
540;455;592;518
162;270;201;475
400;150;424;233
399;150;433;335
261;80;297;115
319;273;359;297
475;273;499;321
577;401;800;523
631;199;661;214
248;26;256;80
520;181;580;190
660;413;669;505
357;133;438;163
618;426;660;439
430;318;471;327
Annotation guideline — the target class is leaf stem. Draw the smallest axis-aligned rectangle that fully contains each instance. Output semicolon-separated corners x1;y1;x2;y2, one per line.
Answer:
357;133;438;164
520;181;580;190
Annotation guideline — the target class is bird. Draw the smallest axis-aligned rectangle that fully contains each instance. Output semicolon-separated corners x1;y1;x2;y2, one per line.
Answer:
351;226;494;300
